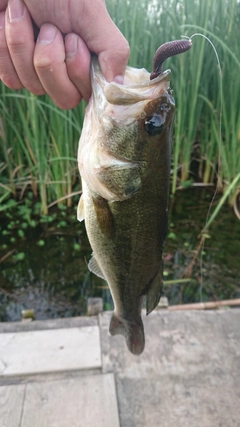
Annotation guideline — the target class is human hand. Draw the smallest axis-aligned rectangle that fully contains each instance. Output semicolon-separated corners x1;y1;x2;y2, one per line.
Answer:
0;0;130;109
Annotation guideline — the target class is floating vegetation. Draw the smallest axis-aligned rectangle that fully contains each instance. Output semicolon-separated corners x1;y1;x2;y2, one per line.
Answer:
0;189;239;321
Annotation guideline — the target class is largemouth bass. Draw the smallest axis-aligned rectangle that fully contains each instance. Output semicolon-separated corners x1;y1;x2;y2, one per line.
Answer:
78;40;191;355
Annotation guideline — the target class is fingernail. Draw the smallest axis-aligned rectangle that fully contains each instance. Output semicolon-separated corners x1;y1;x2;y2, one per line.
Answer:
114;75;124;85
38;24;57;45
65;34;78;58
8;0;25;23
0;12;5;29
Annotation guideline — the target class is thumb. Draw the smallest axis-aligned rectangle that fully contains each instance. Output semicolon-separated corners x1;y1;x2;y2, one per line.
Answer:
96;22;130;83
72;2;130;83
98;30;130;84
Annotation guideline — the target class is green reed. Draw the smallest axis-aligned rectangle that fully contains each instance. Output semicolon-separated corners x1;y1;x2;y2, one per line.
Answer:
0;89;84;214
108;0;240;203
0;0;239;213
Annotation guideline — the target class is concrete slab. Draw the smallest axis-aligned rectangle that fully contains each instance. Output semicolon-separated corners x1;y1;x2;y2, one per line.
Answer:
0;326;101;376
0;384;26;427
21;373;119;427
99;309;240;427
0;316;97;333
116;371;240;427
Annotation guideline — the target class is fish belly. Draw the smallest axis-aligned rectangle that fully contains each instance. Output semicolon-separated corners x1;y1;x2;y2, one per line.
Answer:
83;177;168;355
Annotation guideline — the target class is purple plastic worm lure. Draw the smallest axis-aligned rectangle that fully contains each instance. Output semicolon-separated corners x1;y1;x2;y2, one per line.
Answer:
150;39;192;80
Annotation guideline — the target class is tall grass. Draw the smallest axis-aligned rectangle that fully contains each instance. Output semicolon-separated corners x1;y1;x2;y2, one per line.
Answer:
108;0;240;200
0;0;239;213
0;88;85;214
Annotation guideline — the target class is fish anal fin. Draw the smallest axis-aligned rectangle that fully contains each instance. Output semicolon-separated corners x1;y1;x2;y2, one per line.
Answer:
92;195;114;239
88;254;106;280
109;313;145;356
77;194;85;222
146;263;163;315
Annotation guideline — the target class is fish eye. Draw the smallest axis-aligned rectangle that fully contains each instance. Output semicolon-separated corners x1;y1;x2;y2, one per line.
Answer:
144;114;164;136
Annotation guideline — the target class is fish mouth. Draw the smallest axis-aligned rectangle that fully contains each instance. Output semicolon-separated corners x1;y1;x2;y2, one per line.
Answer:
91;55;171;108
78;56;174;201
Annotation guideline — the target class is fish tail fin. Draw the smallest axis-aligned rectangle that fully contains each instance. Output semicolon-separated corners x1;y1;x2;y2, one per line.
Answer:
109;313;145;355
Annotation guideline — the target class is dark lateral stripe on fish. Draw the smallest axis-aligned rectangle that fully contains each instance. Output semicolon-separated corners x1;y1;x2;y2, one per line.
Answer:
150;39;192;80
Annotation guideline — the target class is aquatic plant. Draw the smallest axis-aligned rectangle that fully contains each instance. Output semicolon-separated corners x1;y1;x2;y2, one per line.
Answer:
0;89;85;214
107;0;240;201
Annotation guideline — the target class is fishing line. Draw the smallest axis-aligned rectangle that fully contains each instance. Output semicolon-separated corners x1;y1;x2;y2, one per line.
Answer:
181;33;223;302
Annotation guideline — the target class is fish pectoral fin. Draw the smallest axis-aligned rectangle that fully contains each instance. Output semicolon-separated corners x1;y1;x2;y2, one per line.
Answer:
109;313;145;356
146;263;163;315
92;195;115;239
97;161;148;201
77;194;85;222
88;254;106;280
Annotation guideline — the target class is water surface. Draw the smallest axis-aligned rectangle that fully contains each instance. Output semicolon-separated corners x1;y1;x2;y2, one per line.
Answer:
0;188;239;321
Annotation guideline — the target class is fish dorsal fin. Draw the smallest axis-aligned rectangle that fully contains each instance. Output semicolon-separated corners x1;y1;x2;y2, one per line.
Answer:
88;254;106;280
77;194;85;222
146;263;163;315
